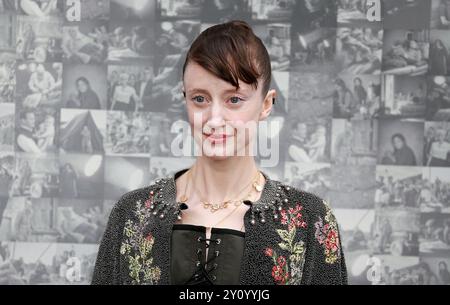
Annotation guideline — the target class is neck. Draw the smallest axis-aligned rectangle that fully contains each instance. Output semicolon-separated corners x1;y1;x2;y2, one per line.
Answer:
190;156;260;203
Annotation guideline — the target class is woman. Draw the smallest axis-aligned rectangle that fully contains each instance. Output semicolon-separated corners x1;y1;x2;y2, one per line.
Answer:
60;163;78;198
68;77;101;109
388;133;417;166
427;128;450;167
92;20;347;285
353;77;367;109
439;261;450;284
430;39;449;76
111;73;140;111
333;78;354;119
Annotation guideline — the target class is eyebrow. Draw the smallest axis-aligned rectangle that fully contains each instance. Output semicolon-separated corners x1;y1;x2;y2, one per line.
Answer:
187;87;248;95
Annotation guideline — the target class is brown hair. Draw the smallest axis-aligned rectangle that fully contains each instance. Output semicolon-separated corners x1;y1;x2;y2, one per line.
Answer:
182;20;272;97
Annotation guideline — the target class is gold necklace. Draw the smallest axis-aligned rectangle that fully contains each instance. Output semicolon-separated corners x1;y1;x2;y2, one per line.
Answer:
184;166;263;213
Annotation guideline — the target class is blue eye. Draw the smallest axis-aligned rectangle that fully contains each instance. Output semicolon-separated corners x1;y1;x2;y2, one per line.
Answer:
192;96;205;103
229;96;242;104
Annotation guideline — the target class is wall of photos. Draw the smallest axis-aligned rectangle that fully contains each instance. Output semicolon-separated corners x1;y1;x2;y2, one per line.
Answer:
0;0;450;285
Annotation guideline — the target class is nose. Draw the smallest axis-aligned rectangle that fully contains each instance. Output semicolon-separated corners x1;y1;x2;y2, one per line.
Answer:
206;101;226;129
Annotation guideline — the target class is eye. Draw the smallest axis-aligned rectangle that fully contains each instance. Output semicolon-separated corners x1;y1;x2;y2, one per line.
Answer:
192;95;206;103
228;96;243;104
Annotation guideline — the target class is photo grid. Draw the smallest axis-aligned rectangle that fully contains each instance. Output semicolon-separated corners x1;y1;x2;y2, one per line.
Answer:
0;0;449;285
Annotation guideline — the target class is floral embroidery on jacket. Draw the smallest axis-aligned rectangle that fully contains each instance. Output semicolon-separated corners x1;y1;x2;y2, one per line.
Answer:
120;195;161;284
264;204;307;285
314;200;341;264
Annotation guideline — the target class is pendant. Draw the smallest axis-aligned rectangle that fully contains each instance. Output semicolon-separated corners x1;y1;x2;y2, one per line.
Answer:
180;194;188;203
253;181;263;192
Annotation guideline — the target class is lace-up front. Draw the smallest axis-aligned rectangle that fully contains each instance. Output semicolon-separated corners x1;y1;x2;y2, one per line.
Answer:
170;224;245;285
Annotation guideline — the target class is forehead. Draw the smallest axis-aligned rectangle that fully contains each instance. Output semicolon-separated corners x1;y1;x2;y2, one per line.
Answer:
183;61;257;95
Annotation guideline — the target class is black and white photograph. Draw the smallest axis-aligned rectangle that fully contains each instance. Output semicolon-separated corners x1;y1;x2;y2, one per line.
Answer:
253;23;291;71
103;155;151;199
59;109;106;154
381;75;427;119
14;0;65;17
0;51;16;104
15;62;62;109
62;21;108;64
62;64;107;110
420;167;450;213
148;156;195;184
0;241;98;284
290;0;337;31
419;256;450;284
336;27;383;75
382;0;431;30
431;0;450;29
331;73;382;119
284;162;330;203
200;0;251;23
107;22;154;64
15;106;58;154
107;64;153;111
250;0;295;23
420;211;450;257
331;119;378;165
424;121;450;167
105;111;166;156
382;29;430;76
0;152;14;197
58;153;105;199
16;14;63;62
64;0;110;21
329;164;376;209
337;0;382;28
157;0;201;20
429;30;450;76
375;165;423;208
0;104;15;152
0;13;16;53
426;75;450;120
111;0;155;22
377;119;424;166
9;152;59;198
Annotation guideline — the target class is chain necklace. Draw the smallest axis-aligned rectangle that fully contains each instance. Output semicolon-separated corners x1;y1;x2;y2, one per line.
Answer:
180;166;263;213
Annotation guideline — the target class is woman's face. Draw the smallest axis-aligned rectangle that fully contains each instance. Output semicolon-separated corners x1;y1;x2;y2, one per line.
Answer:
354;78;361;86
392;136;404;150
183;61;274;159
77;80;88;93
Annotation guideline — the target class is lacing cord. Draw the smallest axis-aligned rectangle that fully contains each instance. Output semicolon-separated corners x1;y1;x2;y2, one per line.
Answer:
184;237;221;285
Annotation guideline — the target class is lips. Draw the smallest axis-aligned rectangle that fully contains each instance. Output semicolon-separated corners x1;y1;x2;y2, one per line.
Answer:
203;133;232;143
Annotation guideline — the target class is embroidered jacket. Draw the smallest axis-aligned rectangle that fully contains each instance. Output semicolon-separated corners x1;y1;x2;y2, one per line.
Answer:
91;169;348;285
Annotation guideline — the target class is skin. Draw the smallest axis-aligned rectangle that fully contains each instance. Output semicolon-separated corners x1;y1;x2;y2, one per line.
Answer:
175;61;276;233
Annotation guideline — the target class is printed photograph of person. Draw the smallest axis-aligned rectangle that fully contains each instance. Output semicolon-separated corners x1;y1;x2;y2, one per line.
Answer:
107;23;153;64
337;0;382;28
0;105;14;152
382;0;431;30
55;198;109;244
15;107;58;154
58;153;105;199
431;0;450;29
158;0;205;20
375;165;423;209
377;119;424;166
0;0;18;13
17;0;63;17
8;153;59;198
418;257;450;284
105;111;163;156
420;167;450;213
284;162;331;203
0;241;98;284
381;75;427;119
429;30;450;76
59;109;105;154
103;155;153;200
63;0;110;21
62;22;108;65
424;122;450;167
420;212;450;257
108;65;151;112
148;156;195;184
110;0;155;22
0;51;16;104
331;119;378;165
382;30;430;76
0;13;16;53
290;0;337;31
290;27;337;73
16;15;63;62
15;62;62;109
336;28;383;75
426;76;450;120
200;0;251;23
251;23;291;71
250;0;295;22
62;64;106;110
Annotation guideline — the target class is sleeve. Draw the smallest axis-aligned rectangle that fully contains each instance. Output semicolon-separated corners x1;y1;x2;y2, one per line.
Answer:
301;199;348;285
91;200;126;285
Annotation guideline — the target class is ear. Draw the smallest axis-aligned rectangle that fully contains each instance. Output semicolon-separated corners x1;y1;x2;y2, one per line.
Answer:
259;89;276;121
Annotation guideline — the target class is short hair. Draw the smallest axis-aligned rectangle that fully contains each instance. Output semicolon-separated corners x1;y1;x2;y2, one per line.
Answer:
182;20;272;96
